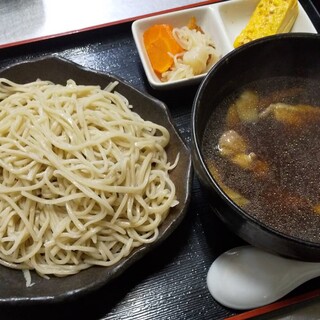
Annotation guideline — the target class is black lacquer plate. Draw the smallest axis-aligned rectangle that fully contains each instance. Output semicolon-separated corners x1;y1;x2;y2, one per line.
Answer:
0;57;192;305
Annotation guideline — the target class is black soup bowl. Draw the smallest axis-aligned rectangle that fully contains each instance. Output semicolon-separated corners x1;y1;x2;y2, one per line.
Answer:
191;33;320;261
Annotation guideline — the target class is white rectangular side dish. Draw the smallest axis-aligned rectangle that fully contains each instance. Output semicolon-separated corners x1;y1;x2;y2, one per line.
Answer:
132;0;317;90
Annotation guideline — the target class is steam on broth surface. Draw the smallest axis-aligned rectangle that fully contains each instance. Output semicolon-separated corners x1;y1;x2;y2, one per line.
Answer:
202;76;320;243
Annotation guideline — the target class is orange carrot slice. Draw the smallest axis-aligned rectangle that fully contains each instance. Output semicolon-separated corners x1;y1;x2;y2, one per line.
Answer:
143;24;183;74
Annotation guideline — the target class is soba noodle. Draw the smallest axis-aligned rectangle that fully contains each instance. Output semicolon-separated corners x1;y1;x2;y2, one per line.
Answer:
0;78;178;277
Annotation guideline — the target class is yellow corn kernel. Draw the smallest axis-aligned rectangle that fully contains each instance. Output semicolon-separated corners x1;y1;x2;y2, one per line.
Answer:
233;0;299;48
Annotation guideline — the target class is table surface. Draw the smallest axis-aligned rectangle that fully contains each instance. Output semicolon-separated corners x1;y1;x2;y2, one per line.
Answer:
0;1;320;319
0;0;217;48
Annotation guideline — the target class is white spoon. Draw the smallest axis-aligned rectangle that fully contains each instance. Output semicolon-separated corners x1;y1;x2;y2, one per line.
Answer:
207;245;320;310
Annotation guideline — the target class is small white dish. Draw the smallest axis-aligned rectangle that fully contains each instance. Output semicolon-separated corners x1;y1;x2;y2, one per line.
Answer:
132;6;231;90
132;0;317;90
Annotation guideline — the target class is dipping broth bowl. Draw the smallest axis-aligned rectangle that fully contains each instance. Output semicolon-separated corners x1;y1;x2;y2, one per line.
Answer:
191;33;320;261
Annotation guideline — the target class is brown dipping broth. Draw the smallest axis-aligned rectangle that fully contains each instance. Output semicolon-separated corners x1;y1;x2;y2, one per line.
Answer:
202;76;320;244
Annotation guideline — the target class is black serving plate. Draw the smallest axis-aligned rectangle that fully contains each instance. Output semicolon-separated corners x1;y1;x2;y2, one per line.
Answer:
0;57;192;304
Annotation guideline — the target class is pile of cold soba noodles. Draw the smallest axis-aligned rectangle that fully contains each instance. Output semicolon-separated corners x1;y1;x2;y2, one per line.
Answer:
0;78;178;277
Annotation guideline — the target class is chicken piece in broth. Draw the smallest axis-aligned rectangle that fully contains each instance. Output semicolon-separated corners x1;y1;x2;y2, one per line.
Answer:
226;90;260;127
259;102;320;126
218;129;268;176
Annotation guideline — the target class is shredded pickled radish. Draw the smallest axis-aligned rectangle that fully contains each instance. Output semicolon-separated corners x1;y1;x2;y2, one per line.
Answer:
161;21;218;82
